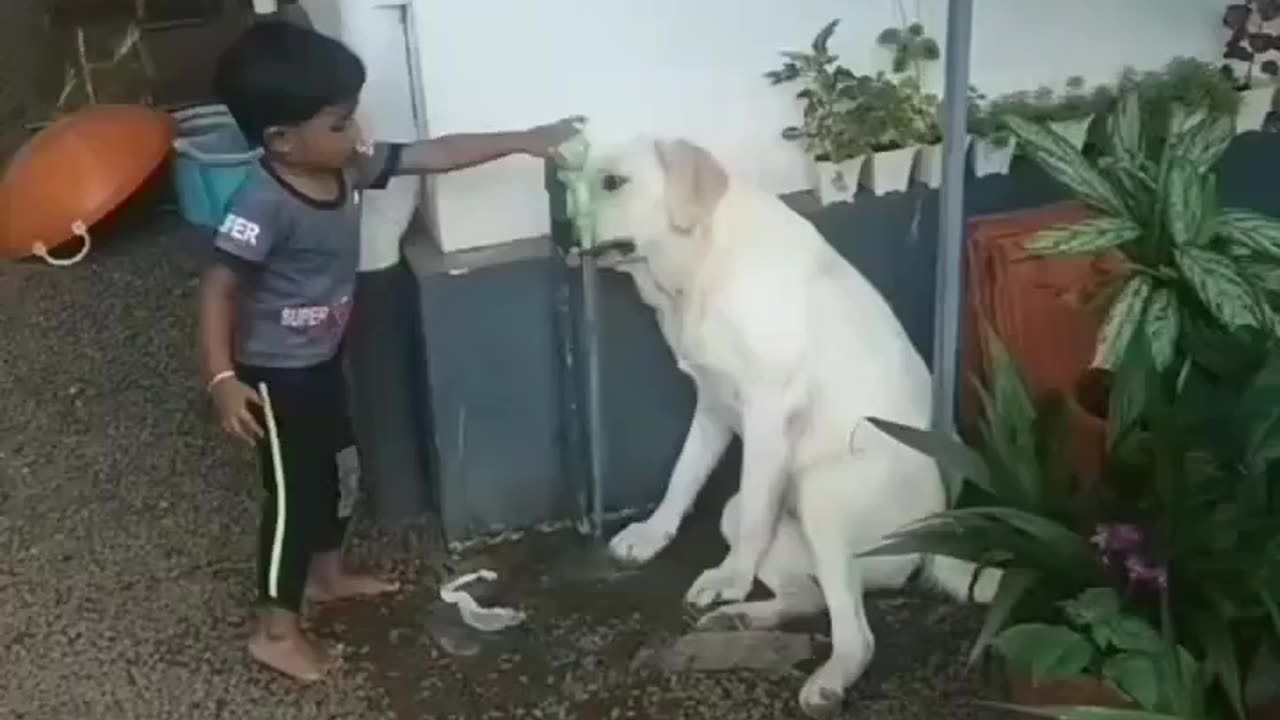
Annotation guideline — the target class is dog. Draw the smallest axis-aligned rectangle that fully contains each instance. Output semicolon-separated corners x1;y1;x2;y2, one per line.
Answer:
584;137;998;716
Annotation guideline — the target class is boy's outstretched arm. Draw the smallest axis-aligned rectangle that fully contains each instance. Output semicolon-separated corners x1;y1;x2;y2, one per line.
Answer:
394;116;583;174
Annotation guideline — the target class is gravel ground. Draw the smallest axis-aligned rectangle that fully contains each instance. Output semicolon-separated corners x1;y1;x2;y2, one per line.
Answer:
0;211;998;720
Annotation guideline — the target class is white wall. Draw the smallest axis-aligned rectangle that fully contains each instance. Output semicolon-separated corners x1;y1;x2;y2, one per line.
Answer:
409;0;1223;252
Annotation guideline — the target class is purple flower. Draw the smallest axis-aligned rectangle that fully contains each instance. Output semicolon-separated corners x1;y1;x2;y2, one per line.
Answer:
1091;524;1144;553
1124;554;1168;590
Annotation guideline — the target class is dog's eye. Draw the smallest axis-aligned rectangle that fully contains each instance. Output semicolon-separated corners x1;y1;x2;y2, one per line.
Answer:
601;173;628;192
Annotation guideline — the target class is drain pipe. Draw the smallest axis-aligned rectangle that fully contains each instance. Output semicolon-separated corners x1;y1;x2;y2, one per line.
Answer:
930;0;974;438
579;251;607;538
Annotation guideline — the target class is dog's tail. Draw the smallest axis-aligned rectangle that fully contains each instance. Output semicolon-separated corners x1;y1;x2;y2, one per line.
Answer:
921;555;1002;604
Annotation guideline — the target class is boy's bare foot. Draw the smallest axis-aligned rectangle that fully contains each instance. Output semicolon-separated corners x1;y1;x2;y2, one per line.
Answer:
307;551;401;603
248;610;332;682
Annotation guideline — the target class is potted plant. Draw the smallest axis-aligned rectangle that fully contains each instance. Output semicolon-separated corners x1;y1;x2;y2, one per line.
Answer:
970;90;1023;177
861;330;1280;720
912;87;979;189
767;20;870;206
1005;89;1280;478
1222;1;1280;132
844;72;937;195
1121;58;1242;126
876;21;941;79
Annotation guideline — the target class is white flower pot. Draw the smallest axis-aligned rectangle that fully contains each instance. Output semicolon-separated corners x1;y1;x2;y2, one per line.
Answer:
914;136;973;189
860;146;918;196
971;136;1018;178
1049;115;1094;151
811;160;851;206
810;156;867;206
1237;83;1277;134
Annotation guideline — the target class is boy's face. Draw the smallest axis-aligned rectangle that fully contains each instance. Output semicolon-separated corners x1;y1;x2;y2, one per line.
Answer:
265;101;362;171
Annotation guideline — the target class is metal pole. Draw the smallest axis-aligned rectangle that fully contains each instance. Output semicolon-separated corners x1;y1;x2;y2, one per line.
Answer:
931;0;974;436
580;254;607;539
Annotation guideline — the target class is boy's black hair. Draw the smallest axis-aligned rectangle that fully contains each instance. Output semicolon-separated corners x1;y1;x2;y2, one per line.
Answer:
214;20;366;146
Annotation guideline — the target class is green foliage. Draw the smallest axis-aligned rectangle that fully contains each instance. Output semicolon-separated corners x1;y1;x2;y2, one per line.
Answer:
876;21;940;77
862;327;1280;720
1009;89;1280;389
766;20;939;158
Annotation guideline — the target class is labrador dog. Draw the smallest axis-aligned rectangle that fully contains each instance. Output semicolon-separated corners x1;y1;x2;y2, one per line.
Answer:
586;137;997;716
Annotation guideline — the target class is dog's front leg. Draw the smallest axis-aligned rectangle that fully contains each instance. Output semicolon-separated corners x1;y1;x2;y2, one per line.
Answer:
685;396;788;607
609;398;732;564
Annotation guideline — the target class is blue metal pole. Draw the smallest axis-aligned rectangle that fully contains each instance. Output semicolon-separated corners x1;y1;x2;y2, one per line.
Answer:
931;0;974;436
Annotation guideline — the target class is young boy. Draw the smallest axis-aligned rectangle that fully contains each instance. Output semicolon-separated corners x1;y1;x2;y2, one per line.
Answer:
198;20;580;682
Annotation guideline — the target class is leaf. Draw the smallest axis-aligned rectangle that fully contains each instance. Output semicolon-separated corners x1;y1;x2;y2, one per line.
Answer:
1217;208;1280;260
1093;275;1152;371
1143;287;1180;371
1102;653;1162;710
968;569;1039;668
1024;217;1143;257
1171;111;1236;173
1004;116;1129;219
1106;616;1163;654
978;702;1184;720
862;417;992;494
811;19;840;54
1175;247;1265;331
1165;156;1205;246
993;624;1095;684
1060;587;1122;629
1189;609;1246;720
1109;90;1144;159
857;517;992;565
1108;326;1151;449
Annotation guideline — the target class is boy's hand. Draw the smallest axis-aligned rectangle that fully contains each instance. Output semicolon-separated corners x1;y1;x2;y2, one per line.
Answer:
521;116;586;158
210;376;265;446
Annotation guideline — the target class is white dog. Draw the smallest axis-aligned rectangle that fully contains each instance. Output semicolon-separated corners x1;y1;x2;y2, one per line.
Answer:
586;137;996;716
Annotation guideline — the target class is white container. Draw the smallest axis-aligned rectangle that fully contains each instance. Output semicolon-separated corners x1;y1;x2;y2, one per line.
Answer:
1237;83;1277;134
1050;114;1094;151
811;160;849;206
914;136;972;189
861;146;919;196
811;156;866;206
972;136;1018;178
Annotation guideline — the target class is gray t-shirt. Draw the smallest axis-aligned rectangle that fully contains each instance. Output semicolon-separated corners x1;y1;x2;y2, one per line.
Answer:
213;142;401;368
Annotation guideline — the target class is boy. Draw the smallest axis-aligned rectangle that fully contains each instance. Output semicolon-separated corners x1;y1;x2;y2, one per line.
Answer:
198;20;580;682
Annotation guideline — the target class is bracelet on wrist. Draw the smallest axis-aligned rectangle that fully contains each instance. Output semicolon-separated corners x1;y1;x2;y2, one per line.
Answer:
205;370;236;393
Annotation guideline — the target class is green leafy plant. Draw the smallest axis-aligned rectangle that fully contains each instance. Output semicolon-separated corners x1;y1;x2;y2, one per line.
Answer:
843;72;940;151
993;588;1203;713
765;19;869;162
1006;89;1280;440
859;329;1280;720
1115;59;1242;130
877;21;940;78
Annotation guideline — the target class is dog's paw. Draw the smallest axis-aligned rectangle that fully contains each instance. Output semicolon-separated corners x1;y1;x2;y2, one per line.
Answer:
608;520;675;565
684;564;752;608
797;660;853;718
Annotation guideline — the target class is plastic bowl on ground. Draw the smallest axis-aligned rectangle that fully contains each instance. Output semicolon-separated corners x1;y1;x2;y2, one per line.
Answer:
0;104;175;266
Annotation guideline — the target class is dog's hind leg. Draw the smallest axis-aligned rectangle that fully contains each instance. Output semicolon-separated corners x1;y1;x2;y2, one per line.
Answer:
696;496;824;631
609;398;732;564
794;465;878;718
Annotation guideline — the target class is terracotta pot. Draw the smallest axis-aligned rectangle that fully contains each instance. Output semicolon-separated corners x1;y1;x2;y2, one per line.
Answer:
1007;673;1131;709
1066;369;1109;486
958;202;1126;435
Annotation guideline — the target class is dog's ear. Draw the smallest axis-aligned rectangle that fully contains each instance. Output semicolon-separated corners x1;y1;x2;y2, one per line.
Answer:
654;139;727;233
